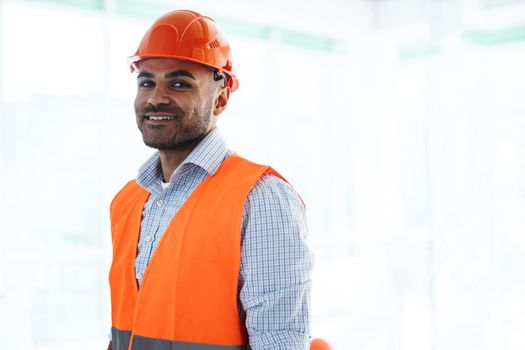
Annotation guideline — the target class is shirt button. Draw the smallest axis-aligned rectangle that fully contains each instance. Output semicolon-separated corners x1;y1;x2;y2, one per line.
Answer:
136;272;143;280
157;199;163;207
144;235;152;242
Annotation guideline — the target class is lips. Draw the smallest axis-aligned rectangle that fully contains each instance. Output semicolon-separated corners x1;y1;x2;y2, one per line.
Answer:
144;112;177;121
146;115;175;121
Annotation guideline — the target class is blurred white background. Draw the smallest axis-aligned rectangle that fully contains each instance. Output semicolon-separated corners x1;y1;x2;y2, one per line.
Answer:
0;0;524;349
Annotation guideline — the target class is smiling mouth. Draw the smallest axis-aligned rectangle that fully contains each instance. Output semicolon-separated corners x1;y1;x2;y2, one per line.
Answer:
145;115;175;121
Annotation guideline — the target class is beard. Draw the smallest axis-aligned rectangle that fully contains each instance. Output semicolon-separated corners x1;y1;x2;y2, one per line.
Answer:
137;101;213;151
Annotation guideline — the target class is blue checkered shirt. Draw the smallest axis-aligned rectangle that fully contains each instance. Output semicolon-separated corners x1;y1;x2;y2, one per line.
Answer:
131;129;312;350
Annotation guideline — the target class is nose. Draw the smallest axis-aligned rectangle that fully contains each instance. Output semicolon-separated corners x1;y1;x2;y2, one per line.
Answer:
147;85;171;106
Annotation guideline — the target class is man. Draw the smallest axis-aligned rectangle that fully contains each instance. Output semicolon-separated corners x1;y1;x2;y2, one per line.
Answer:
107;10;312;350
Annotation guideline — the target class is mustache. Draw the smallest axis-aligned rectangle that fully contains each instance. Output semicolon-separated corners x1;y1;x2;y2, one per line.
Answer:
141;103;184;116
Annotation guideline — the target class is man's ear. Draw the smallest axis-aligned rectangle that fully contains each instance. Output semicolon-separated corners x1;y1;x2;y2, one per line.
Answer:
213;86;231;116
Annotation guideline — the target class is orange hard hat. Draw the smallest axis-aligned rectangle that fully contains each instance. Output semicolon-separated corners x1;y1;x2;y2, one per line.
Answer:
129;10;239;91
310;338;333;350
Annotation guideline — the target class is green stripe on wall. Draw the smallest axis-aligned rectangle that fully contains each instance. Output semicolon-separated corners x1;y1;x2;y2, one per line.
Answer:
215;18;272;41
400;43;441;60
463;25;525;45
115;0;171;19
281;29;334;51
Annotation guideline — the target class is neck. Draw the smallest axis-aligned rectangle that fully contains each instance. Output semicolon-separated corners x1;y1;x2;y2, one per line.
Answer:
158;148;192;183
157;129;214;182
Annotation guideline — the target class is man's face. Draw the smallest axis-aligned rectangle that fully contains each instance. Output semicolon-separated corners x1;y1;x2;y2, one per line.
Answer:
134;58;226;150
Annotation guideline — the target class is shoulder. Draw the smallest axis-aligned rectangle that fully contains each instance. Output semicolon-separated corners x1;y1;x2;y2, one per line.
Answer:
245;172;306;217
250;172;298;196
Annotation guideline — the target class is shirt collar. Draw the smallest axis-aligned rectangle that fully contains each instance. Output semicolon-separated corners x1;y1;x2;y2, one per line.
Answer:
136;128;230;193
180;128;230;177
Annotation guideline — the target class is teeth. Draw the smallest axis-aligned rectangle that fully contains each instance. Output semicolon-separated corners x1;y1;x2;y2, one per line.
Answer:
148;116;174;121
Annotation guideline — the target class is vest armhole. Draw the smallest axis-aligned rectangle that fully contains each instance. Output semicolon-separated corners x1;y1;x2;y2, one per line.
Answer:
262;167;307;210
232;155;306;210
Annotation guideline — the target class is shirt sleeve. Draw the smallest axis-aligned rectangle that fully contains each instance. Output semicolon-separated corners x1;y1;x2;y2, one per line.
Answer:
239;173;313;350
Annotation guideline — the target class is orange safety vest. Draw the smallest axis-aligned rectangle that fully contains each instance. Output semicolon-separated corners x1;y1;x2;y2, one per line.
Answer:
109;154;284;350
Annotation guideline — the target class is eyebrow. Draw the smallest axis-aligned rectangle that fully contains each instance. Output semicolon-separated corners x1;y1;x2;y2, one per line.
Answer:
137;70;196;80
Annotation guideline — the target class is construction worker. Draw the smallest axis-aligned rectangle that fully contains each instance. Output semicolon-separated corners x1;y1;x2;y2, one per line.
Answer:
107;10;313;350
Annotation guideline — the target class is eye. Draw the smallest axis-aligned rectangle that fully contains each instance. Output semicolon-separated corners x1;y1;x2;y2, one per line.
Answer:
171;81;191;89
138;80;155;89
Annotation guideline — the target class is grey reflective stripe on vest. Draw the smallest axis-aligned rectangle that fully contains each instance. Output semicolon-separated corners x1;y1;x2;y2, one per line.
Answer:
111;327;131;350
132;335;250;350
112;327;249;350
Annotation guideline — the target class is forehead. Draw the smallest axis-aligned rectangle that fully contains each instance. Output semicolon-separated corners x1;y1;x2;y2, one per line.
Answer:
137;58;210;77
